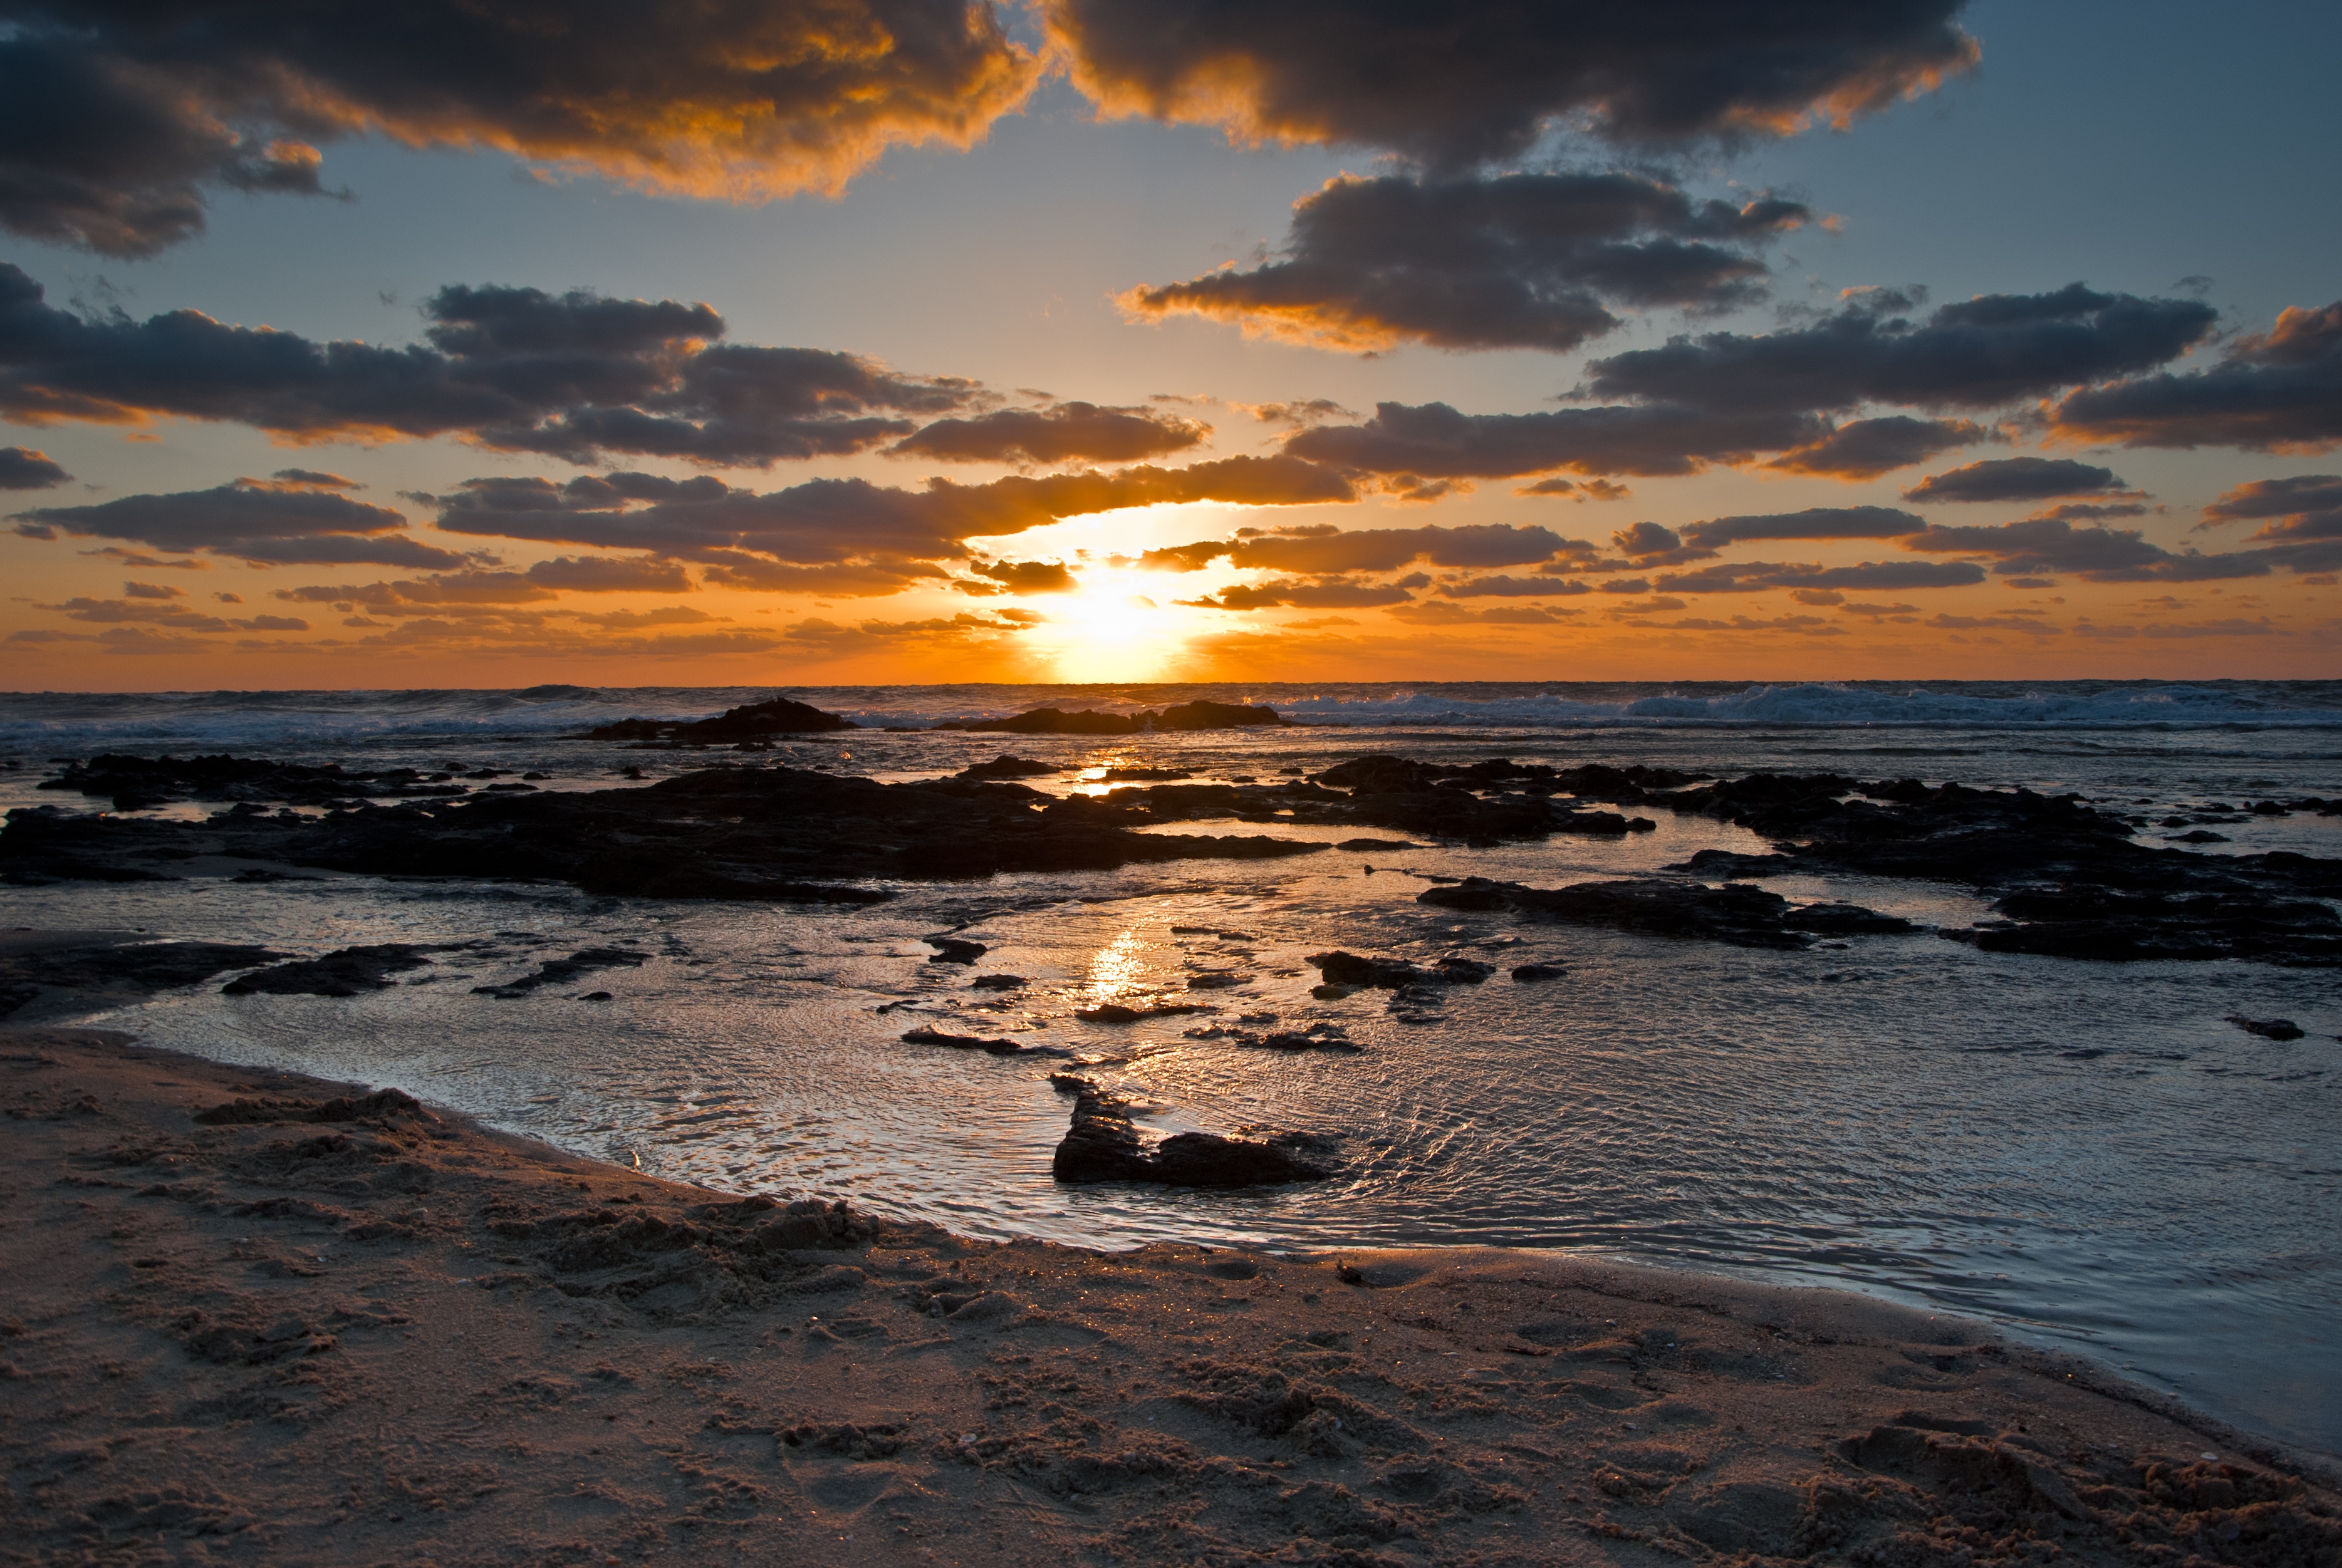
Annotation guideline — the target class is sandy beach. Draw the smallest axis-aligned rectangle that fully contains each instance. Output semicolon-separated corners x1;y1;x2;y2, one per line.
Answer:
4;1021;2333;1567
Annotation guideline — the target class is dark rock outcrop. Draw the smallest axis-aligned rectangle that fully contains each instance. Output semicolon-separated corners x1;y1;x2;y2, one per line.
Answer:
221;944;444;997
957;755;1057;781
1050;1083;1334;1186
2;940;285;1017
2227;1015;2305;1041
1418;876;1914;950
947;700;1290;735
471;949;648;999
586;695;856;742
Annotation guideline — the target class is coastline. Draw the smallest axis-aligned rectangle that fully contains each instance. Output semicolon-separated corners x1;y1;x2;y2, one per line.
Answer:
4;1024;2333;1566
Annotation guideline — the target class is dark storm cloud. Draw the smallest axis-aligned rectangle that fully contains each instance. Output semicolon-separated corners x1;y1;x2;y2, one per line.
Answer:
1899;518;2271;582
0;444;68;489
1284;399;1823;479
0;1;1038;255
1679;506;1925;549
1652;559;1989;594
1584;285;2219;414
2027;502;2147;522
2197;474;2342;541
1179;578;1417;610
429;456;1353;571
887;402;1208;464
1761;416;1985;479
1122;173;1811;353
0;265;981;467
2050;302;2342;452
11;475;467;568
1610;521;1715;566
1044;0;1977;165
1901;456;2129;503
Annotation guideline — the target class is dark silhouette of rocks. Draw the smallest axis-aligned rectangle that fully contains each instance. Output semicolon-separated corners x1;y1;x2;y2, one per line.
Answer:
900;1025;1032;1056
955;755;1058;781
220;943;445;997
1510;963;1566;981
925;938;987;965
586;695;856;742
1050;1081;1334;1187
1418;876;1914;950
2226;1015;2305;1041
471;949;648;999
944;700;1289;734
2;939;284;1017
4;763;1330;898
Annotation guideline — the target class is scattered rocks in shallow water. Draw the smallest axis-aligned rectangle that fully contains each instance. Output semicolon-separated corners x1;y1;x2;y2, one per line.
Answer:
1510;963;1566;981
220;943;445;997
471;949;647;999
926;937;987;964
1418;876;1915;950
956;755;1057;781
1953;885;2342;964
1185;1022;1360;1054
2226;1015;2305;1041
1306;952;1427;989
1051;1083;1334;1186
1100;766;1192;781
969;973;1027;990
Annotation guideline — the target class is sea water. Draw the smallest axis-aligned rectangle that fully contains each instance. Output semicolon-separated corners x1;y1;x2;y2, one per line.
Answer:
3;681;2337;1458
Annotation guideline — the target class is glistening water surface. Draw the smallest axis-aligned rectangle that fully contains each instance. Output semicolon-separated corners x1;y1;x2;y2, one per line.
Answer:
4;682;2338;1458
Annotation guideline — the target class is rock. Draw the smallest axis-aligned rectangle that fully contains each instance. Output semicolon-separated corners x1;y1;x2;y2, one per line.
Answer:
900;1025;1028;1056
586;695;856;742
1100;766;1191;781
950;700;1288;734
956;755;1058;781
1510;963;1566;981
926;937;987;964
1;940;286;1018
2227;1015;2305;1041
1075;1001;1212;1023
1306;952;1426;989
1051;1085;1335;1187
1432;957;1496;982
1419;876;1915;950
1309;983;1355;1000
219;943;442;997
2168;829;2230;844
1334;838;1418;851
969;974;1027;990
471;948;647;999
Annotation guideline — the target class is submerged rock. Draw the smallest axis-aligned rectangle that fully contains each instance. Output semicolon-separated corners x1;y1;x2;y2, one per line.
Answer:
2225;1015;2305;1041
1051;1083;1335;1187
471;948;648;999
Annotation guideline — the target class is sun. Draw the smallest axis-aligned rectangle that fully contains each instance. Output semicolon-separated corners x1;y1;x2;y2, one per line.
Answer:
1032;566;1193;680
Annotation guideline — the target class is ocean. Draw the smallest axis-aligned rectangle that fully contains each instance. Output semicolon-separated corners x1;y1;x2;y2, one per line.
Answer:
3;680;2337;1458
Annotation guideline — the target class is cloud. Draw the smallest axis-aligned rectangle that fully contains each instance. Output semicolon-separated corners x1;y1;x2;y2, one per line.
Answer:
2197;474;2342;541
1654;615;1845;636
1585;284;2219;413
1902;456;2130;503
1286;398;1823;479
1387;601;1578;625
1761;416;1986;479
33;593;310;633
121;581;181;600
1926;612;2062;636
1610;521;1717;566
1179;578;1415;610
2070;618;2285;640
966;559;1080;594
887;402;1209;464
519;555;695;593
2027;502;2147;522
1679;505;1925;549
1044;0;1977;165
1227;522;1581;574
426;456;1352;579
1652;559;1989;594
11;477;468;567
0;445;70;489
1440;574;1593;599
271;572;561;611
1899;517;2272;582
1239;399;1354;428
0;265;980;467
2049;301;2342;452
1122;172;1809;353
0;2;1039;256
1516;477;1630;500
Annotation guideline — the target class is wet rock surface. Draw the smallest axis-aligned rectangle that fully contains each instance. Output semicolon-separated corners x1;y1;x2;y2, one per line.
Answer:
1051;1081;1336;1187
1;938;284;1018
1416;877;1917;950
219;944;447;998
3;762;1331;898
585;695;857;742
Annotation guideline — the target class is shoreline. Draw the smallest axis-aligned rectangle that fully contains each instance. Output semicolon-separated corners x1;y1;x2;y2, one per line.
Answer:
4;1024;2334;1565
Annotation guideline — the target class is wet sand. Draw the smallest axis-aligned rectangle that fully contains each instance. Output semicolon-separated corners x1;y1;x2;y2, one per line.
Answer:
3;1023;2335;1567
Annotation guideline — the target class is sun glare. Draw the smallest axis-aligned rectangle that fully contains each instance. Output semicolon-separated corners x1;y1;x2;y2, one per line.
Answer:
1033;566;1194;680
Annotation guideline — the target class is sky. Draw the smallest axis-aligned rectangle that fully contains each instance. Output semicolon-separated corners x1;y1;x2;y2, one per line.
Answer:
3;0;2338;689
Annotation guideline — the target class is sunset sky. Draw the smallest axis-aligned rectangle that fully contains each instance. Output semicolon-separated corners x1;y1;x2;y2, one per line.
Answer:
3;0;2338;688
